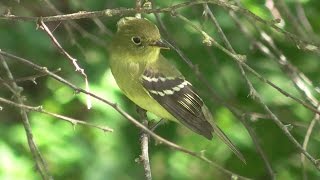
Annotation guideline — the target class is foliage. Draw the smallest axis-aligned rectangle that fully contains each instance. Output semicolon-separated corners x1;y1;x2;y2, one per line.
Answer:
0;0;320;179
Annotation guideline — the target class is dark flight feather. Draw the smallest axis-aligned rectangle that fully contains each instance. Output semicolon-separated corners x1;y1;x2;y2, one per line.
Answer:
141;68;246;163
141;69;213;139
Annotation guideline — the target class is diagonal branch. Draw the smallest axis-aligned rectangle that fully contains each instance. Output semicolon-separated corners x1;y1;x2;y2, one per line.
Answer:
38;20;92;109
301;112;320;180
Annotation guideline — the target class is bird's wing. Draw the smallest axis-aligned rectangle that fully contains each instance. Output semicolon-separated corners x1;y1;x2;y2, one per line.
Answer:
141;55;213;139
141;55;246;163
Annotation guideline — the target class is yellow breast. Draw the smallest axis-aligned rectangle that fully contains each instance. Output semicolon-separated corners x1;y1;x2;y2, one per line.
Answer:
109;57;176;121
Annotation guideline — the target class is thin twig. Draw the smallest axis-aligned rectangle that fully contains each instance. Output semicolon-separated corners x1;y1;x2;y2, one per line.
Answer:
0;55;52;180
0;97;113;132
273;0;309;40
91;17;114;36
294;0;316;38
38;20;92;109
259;31;319;106
135;0;143;18
301;112;320;180
240;115;275;180
0;68;61;84
43;0;107;46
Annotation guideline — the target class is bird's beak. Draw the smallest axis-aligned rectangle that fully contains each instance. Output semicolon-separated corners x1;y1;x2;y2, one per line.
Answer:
149;39;170;50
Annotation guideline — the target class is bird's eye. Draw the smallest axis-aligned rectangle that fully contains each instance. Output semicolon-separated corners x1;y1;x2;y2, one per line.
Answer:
131;36;142;45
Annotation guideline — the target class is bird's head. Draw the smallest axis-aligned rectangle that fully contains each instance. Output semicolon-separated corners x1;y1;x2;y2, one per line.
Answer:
111;17;169;63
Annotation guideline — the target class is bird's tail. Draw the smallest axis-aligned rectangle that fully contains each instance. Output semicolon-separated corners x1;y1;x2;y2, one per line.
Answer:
202;105;246;164
211;123;246;164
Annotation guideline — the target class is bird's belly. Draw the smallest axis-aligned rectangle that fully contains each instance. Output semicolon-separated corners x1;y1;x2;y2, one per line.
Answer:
119;79;176;121
110;59;176;121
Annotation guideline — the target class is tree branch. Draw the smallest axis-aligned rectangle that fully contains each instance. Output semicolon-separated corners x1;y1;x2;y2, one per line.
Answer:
301;112;320;180
1;0;319;54
137;107;152;180
38;20;92;109
0;55;52;180
0;97;113;133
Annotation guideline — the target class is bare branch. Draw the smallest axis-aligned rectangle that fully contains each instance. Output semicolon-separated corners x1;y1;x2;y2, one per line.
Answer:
294;0;316;37
301;112;320;180
270;0;309;40
135;0;143;18
42;0;107;46
0;68;61;84
0;55;52;180
1;0;319;54
0;97;113;133
38;20;92;109
136;107;152;180
259;31;319;107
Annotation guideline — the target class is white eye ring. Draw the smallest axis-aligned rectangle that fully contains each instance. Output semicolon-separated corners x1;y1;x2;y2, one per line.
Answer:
131;36;142;45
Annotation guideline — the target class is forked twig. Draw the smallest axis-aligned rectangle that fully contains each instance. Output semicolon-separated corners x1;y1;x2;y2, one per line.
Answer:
38;20;92;109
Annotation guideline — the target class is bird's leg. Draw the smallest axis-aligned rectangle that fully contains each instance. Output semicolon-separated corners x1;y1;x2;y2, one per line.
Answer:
136;106;150;137
136;106;164;132
136;106;148;121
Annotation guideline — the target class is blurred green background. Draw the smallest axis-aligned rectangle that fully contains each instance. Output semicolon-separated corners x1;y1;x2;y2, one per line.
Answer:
1;0;320;179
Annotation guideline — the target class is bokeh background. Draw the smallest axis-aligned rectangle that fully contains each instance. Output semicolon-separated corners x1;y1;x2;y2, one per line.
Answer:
1;0;320;179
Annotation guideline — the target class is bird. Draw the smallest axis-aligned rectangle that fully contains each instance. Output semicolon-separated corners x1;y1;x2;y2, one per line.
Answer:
109;17;245;163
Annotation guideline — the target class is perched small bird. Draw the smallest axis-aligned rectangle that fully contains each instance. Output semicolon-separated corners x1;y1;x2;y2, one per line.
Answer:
109;17;245;163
